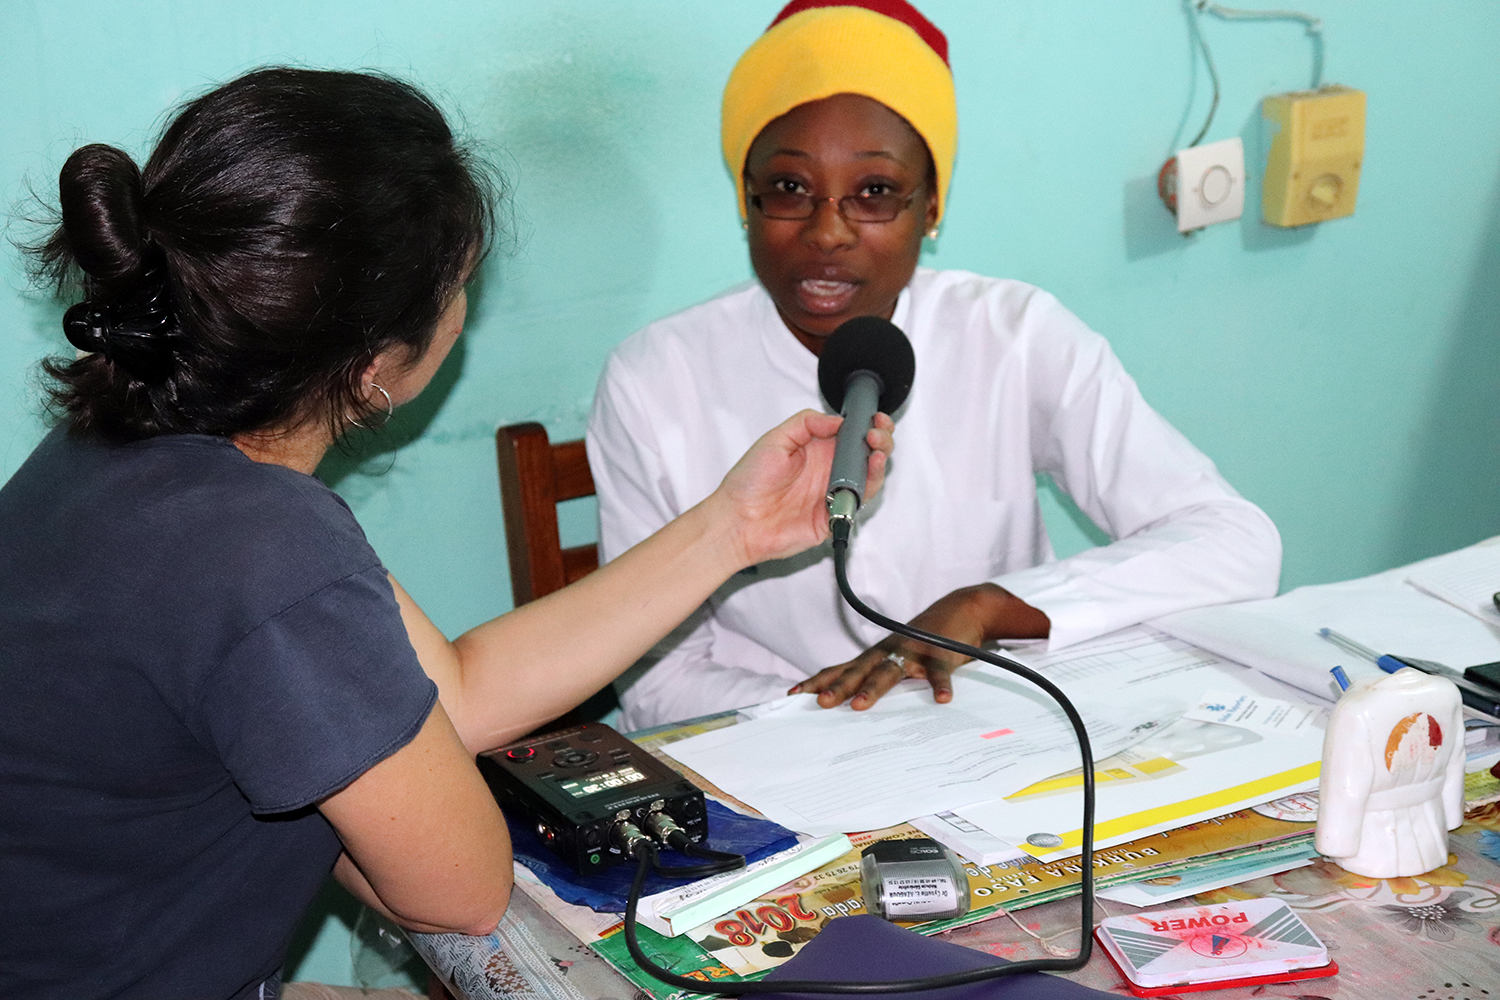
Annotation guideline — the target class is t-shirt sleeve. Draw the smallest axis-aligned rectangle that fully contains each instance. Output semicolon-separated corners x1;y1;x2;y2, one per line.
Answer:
192;565;438;814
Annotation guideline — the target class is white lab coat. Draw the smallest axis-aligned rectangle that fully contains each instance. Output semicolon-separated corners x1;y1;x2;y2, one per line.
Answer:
587;269;1282;730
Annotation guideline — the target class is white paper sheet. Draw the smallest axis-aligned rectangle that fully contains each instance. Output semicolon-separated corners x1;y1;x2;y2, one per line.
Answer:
908;811;1027;865
659;627;1278;835
1152;536;1500;701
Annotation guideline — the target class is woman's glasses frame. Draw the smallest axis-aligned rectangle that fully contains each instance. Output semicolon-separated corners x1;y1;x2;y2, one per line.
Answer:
747;181;926;224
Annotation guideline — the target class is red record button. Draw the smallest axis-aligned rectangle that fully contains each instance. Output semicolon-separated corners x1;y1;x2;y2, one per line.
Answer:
505;747;536;762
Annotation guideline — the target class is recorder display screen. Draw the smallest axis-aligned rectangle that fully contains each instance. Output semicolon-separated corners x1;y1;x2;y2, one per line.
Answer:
557;765;648;799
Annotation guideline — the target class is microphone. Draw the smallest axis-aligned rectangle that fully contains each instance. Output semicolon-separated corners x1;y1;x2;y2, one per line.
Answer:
816;316;916;541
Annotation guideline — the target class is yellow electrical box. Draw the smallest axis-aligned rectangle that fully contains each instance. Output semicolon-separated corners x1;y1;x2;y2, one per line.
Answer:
1261;85;1366;227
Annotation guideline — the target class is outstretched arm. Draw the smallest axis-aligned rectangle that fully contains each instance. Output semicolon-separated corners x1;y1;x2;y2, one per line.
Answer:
399;409;893;752
793;583;1050;709
995;293;1280;648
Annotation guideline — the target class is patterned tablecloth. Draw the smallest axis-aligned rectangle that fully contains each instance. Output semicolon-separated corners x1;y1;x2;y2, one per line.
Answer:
432;806;1500;1000
944;806;1500;999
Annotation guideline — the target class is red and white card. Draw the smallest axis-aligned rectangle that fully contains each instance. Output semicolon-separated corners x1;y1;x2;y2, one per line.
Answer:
1095;898;1337;996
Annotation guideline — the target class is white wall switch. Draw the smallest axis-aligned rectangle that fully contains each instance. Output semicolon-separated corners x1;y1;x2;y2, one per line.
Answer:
1173;136;1245;232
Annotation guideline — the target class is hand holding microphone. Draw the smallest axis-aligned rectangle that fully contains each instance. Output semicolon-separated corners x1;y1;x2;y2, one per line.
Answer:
706;409;892;570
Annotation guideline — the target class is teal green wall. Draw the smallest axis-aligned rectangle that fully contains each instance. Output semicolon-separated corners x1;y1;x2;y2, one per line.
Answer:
4;0;1499;986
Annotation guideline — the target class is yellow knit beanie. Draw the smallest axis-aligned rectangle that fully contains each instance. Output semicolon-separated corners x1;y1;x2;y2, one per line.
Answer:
722;0;958;222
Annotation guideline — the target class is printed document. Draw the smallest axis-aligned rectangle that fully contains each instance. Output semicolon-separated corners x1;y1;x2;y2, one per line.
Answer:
952;709;1323;860
659;627;1278;835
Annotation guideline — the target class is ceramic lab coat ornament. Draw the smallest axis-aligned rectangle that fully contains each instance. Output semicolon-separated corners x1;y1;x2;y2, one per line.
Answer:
1315;667;1465;878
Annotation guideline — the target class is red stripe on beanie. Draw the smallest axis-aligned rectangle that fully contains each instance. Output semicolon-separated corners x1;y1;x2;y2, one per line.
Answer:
767;0;949;65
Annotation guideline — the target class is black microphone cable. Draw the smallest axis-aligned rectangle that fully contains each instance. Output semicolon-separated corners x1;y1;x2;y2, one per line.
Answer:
619;530;1099;995
645;811;748;879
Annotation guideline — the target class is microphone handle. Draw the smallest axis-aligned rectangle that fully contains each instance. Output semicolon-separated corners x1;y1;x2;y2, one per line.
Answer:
826;370;882;524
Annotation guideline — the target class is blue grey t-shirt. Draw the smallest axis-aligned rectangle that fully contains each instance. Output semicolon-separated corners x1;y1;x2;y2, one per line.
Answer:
0;425;438;1000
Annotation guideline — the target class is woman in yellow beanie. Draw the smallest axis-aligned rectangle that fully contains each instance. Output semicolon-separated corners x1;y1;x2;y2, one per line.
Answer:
588;0;1282;730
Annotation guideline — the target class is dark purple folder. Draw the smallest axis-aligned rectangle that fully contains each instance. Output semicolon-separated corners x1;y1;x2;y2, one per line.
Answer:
757;916;1117;1000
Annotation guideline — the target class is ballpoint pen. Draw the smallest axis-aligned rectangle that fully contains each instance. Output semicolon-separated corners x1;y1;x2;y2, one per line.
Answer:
1321;628;1500;694
1318;627;1500;718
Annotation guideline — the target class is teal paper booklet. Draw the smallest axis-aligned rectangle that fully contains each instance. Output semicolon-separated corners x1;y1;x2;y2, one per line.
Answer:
639;833;851;937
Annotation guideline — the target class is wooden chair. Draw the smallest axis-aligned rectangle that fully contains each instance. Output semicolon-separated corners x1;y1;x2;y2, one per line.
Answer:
495;422;599;605
494;421;616;726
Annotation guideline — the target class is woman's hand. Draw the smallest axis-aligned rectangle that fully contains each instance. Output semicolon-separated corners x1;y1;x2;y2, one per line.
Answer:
709;408;894;568
791;583;1050;710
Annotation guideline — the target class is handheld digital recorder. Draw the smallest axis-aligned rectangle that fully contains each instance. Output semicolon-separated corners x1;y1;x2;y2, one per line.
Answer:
477;722;708;876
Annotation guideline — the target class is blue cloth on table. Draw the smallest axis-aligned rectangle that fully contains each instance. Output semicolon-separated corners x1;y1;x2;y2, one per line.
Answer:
508;799;798;913
760;915;1118;1000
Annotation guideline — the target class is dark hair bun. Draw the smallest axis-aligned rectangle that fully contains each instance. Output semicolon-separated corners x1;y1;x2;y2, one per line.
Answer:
30;68;496;443
58;144;148;287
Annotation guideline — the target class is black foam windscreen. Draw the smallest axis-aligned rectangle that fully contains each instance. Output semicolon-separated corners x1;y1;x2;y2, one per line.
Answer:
816;316;916;415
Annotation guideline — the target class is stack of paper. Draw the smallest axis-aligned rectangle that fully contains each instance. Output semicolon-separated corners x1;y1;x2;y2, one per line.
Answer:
1154;535;1500;699
656;661;1153;836
659;627;1325;857
912;691;1322;867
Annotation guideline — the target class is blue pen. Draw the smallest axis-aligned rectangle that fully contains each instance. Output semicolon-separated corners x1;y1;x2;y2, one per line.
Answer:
1319;627;1500;717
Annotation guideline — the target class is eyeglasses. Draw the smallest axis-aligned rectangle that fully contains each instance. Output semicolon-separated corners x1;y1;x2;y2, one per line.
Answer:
748;183;925;223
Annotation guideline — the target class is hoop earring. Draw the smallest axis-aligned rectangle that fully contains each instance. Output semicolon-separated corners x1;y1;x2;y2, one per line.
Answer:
370;382;394;419
349;382;394;430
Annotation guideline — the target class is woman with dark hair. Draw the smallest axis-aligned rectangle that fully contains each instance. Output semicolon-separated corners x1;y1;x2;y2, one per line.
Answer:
0;67;890;1000
587;0;1283;730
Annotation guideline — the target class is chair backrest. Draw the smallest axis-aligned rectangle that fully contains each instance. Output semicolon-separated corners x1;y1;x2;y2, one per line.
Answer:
495;422;599;606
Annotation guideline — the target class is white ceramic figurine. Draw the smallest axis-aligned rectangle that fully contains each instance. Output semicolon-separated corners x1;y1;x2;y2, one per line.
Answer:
1315;667;1465;878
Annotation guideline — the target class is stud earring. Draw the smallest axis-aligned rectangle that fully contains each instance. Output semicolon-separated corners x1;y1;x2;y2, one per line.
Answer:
925;227;940;240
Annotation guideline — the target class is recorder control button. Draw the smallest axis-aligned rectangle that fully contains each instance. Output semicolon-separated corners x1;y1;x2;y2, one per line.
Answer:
552;749;599;768
504;747;536;762
545;739;570;750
